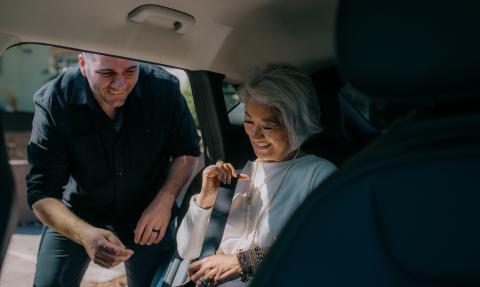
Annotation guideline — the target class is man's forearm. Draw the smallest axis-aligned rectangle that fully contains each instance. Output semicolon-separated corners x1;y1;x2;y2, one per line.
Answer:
33;197;134;267
152;155;198;208
32;198;93;245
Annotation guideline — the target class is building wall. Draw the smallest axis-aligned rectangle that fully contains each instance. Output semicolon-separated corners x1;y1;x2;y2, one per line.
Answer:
0;44;51;112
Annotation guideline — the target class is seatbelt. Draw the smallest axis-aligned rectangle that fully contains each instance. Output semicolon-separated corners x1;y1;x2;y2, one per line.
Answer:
198;176;239;258
155;176;239;287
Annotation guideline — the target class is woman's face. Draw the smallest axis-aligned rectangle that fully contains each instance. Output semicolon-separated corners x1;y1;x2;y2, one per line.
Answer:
244;100;292;162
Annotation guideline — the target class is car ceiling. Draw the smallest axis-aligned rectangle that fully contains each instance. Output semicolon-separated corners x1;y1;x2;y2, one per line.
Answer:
0;0;337;82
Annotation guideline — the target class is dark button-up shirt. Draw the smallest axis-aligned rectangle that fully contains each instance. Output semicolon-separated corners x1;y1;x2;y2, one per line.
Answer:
27;64;200;224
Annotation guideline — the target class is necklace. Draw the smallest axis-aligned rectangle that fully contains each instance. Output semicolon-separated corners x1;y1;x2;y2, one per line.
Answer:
235;149;301;251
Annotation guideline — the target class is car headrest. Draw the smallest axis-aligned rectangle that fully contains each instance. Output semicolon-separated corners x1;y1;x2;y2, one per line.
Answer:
336;0;480;103
311;66;344;137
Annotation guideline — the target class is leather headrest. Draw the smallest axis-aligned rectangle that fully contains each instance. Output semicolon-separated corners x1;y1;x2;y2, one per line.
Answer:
336;0;480;103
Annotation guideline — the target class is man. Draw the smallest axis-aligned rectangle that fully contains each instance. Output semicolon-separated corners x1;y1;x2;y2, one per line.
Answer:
27;52;200;286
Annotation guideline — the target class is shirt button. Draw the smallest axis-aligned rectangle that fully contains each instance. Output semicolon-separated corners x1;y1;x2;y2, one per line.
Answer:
146;128;151;133
117;171;123;176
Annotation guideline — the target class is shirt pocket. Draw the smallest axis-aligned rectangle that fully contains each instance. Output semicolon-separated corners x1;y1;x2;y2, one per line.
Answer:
135;123;167;165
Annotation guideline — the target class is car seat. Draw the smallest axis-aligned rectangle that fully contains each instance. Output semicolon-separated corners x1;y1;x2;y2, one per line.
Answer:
251;0;480;286
303;67;369;166
0;112;17;273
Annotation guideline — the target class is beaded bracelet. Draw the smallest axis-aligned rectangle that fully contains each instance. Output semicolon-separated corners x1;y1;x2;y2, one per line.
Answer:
236;246;265;282
252;246;264;273
237;250;251;282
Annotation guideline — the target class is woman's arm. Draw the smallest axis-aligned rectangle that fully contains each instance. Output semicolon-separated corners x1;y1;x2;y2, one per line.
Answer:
176;162;246;259
176;195;213;259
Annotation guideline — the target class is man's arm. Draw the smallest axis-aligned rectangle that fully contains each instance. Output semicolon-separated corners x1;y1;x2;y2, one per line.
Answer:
28;95;132;268
134;155;198;245
29;136;134;268
33;198;134;268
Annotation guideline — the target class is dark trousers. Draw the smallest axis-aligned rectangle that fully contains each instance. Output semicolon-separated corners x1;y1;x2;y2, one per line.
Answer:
33;222;175;287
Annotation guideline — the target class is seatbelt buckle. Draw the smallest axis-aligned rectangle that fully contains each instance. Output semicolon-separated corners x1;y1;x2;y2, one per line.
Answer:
218;174;239;189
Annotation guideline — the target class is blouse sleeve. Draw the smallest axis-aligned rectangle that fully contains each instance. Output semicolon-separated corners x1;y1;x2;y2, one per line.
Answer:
176;195;213;260
309;159;337;192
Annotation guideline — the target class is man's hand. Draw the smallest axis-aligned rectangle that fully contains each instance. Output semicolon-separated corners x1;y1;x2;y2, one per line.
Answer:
32;198;133;269
82;227;134;269
134;194;173;245
134;155;198;245
188;253;241;286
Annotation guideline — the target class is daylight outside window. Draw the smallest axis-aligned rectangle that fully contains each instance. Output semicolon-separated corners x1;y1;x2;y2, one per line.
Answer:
0;44;202;287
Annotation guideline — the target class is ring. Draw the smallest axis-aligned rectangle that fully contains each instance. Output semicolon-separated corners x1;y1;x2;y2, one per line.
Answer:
198;277;210;287
216;160;224;165
152;229;160;233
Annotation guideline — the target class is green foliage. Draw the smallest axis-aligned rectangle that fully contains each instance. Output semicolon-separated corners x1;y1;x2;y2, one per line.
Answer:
182;87;199;128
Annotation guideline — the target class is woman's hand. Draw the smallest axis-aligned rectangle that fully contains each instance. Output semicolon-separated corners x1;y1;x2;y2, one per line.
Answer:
196;162;247;209
188;253;241;286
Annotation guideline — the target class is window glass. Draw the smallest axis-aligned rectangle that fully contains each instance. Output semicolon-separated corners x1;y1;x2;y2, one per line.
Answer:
0;44;78;113
222;82;245;126
0;44;200;160
0;44;203;286
341;85;386;128
223;82;240;112
163;68;199;129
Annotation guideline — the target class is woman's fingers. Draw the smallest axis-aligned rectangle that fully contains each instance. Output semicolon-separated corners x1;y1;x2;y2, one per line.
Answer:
206;165;226;183
203;267;218;282
191;264;210;282
205;162;244;185
214;267;240;285
189;259;210;282
225;163;236;183
238;173;249;179
188;260;201;277
216;166;227;183
212;163;231;184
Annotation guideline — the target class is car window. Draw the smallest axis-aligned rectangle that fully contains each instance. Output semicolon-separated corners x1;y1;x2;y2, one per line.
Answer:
223;82;240;112
0;44;200;160
162;67;199;129
222;82;245;126
0;43;203;286
340;85;386;128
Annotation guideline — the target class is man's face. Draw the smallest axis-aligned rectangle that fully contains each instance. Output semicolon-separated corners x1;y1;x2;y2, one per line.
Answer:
78;53;139;113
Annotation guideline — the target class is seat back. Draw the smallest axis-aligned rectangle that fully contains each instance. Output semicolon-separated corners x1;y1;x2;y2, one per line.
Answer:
302;67;362;166
252;0;480;286
0;112;17;273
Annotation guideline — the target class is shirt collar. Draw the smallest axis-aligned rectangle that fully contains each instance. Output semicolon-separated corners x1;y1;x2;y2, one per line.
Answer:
70;67;91;106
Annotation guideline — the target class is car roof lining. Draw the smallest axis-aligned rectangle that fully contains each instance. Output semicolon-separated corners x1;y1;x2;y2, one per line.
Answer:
0;0;337;82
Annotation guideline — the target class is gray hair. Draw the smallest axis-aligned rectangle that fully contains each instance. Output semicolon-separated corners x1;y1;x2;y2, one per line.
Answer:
81;52;94;60
239;64;323;151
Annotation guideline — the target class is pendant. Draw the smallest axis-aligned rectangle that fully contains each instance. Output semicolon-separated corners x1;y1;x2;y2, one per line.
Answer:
247;195;252;205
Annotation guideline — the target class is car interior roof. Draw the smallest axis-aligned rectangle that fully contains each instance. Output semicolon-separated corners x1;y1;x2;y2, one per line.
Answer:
0;0;338;82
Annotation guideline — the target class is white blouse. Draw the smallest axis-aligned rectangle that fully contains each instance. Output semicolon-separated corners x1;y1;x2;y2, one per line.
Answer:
176;154;337;260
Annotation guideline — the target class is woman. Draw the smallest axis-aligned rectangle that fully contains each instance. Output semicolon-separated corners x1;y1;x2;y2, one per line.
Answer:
177;64;337;286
